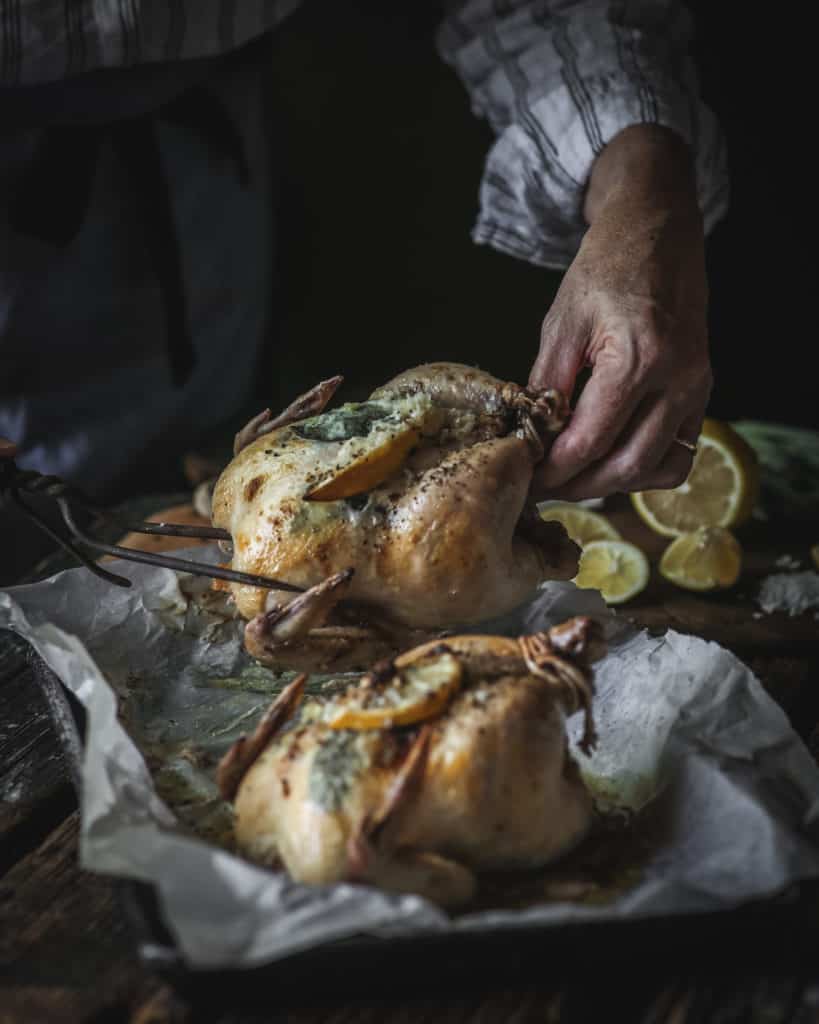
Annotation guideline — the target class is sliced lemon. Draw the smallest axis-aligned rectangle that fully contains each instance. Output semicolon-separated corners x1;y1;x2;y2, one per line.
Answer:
305;424;419;501
537;502;622;548
659;526;742;591
573;539;650;605
327;649;462;730
631;418;760;538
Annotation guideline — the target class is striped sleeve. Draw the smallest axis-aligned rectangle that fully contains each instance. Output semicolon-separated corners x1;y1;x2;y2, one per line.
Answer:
437;0;729;269
1;0;301;85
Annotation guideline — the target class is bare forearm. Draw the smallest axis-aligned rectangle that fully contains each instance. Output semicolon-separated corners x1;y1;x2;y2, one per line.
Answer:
532;123;712;500
583;124;700;225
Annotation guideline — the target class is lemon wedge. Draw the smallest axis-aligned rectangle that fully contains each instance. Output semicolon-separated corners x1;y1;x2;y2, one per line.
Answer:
632;418;760;538
537;502;622;548
327;649;462;730
659;526;742;591
305;424;419;501
573;539;650;605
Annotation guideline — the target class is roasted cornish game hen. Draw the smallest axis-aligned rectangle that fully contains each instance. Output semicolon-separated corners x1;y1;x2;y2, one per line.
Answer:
218;617;604;908
211;363;579;671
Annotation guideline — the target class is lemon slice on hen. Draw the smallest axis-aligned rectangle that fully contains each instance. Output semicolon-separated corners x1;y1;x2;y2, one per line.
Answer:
327;649;462;730
305;424;420;501
538;502;622;548
632;418;760;538
573;539;650;605
659;527;742;591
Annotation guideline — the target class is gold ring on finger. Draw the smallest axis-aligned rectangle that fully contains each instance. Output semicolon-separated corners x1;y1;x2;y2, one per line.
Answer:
673;436;698;454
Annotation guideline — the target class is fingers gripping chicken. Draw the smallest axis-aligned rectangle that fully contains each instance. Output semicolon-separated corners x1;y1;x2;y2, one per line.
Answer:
218;617;604;908
211;363;578;672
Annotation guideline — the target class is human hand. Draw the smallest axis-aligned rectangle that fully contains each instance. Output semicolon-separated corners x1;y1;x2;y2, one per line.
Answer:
530;126;711;501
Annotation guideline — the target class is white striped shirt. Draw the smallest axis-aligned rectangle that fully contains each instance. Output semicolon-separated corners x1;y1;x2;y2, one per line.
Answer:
1;0;728;268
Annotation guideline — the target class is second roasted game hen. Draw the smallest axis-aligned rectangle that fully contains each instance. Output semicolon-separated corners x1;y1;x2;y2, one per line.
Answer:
211;363;579;671
218;617;604;908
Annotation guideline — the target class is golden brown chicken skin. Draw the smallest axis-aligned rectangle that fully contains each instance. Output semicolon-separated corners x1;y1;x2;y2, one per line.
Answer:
218;617;603;909
211;363;579;672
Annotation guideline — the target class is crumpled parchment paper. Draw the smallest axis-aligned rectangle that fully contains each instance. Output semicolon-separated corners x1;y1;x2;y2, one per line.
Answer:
2;548;818;969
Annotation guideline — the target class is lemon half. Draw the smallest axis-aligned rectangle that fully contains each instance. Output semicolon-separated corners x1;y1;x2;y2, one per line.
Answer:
573;539;650;605
659;526;742;591
632;418;760;538
538;502;622;547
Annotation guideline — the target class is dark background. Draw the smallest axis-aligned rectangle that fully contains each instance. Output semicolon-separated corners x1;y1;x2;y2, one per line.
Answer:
263;0;815;428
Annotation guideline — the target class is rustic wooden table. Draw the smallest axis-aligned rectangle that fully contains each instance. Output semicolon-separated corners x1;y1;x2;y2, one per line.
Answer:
1;495;818;1023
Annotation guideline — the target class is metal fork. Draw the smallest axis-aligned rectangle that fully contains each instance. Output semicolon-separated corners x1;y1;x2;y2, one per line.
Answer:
0;440;303;593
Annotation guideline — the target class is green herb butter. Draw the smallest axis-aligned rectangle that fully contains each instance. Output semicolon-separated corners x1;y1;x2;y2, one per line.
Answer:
309;730;363;810
295;402;395;442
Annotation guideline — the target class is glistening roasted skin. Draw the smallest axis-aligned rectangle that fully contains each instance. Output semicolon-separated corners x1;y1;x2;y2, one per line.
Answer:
220;617;604;908
211;363;579;671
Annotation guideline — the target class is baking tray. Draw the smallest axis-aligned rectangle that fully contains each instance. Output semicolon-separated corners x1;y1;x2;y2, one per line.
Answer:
22;636;819;1010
